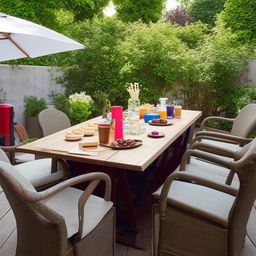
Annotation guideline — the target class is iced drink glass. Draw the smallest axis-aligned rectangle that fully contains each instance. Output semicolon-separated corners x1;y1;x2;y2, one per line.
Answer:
174;105;182;119
98;123;110;144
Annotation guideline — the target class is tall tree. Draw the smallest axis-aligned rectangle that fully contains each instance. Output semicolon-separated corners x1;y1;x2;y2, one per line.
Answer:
113;0;167;23
188;0;226;26
0;0;106;30
62;0;109;21
221;0;256;44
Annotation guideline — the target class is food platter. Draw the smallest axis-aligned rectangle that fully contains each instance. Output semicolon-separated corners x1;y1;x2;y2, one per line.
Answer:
100;139;142;150
148;120;173;126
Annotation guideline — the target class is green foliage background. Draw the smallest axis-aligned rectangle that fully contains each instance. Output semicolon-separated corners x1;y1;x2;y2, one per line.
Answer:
56;18;252;119
0;0;255;123
188;0;226;26
221;0;256;44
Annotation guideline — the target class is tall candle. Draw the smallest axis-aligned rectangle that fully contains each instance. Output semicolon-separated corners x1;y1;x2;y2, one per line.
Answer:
111;106;123;140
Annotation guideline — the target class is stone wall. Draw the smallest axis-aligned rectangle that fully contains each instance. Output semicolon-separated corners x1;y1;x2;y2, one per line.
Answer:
0;64;64;124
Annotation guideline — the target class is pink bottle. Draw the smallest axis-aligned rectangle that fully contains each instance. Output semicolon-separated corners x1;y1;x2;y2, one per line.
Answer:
111;106;123;140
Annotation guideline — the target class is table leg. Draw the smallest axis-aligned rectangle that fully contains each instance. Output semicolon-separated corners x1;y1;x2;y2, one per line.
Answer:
108;168;138;233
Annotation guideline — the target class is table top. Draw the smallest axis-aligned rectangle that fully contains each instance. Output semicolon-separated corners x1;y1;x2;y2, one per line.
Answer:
16;110;201;171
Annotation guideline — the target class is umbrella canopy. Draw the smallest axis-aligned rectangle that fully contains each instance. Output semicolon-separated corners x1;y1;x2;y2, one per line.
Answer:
0;13;85;61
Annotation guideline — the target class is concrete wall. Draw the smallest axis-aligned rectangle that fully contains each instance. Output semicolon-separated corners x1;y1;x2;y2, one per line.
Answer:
0;64;64;124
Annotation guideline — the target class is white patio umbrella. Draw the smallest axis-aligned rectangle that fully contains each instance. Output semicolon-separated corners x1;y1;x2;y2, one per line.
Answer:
0;12;85;62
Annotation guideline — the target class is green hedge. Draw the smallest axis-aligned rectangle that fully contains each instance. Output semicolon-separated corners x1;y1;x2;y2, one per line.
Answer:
57;17;251;119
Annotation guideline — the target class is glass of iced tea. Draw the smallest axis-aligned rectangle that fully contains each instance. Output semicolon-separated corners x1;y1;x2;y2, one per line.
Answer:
98;123;111;144
174;105;182;119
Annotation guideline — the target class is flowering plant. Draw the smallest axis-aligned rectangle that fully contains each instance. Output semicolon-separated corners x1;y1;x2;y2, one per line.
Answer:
68;92;94;124
69;91;93;103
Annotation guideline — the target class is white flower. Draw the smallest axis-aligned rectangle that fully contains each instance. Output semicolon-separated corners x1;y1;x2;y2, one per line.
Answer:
69;91;93;103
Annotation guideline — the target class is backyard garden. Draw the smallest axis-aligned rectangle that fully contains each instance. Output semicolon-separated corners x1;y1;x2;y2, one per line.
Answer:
1;0;256;127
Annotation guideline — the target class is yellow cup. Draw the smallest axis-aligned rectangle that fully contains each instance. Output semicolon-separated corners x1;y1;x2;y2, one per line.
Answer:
174;105;182;119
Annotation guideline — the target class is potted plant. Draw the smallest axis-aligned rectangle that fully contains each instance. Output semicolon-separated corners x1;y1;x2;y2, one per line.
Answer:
24;96;47;138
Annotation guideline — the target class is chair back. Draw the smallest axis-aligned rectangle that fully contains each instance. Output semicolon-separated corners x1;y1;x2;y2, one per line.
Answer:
38;109;71;136
0;161;67;256
228;138;256;254
231;104;256;137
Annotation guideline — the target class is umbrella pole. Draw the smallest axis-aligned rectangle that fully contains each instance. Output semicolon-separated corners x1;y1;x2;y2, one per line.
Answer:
0;32;30;58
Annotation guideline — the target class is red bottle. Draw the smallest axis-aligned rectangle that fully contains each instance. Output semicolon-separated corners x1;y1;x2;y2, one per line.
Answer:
111;106;123;140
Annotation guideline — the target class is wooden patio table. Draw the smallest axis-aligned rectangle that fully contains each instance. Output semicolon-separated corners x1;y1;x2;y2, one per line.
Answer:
16;109;201;234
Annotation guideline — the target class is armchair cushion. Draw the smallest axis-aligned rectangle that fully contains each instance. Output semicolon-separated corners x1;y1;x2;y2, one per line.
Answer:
154;180;235;226
14;158;63;188
45;187;113;238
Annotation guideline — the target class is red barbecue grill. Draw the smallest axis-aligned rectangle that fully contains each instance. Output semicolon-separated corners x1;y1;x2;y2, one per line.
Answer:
0;104;14;146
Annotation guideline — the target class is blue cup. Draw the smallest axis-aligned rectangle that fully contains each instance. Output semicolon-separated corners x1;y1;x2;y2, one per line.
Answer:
144;113;160;123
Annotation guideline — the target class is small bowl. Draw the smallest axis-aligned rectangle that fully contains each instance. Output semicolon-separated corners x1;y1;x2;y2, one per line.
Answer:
144;113;160;123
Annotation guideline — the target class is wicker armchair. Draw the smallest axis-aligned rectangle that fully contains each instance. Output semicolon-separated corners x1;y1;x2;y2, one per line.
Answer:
191;104;256;150
0;161;115;256
153;138;256;256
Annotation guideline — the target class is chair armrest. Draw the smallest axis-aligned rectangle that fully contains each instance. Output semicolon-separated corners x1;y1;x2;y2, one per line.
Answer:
23;172;111;202
159;172;237;220
180;149;233;171
192;131;252;145
200;116;235;131
76;179;105;240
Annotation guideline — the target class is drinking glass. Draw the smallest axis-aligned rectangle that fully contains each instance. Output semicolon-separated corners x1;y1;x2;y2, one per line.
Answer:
174;105;182;119
166;104;174;119
98;123;111;144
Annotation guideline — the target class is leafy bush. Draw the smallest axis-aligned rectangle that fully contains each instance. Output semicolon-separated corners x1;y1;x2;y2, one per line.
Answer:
68;92;94;124
236;86;256;110
188;0;226;26
58;17;251;120
50;93;70;117
176;22;250;119
221;0;256;44
118;22;187;104
173;22;209;49
58;17;128;112
23;96;47;118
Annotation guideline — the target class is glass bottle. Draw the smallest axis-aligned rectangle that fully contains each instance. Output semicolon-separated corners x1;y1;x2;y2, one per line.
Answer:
128;98;140;135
